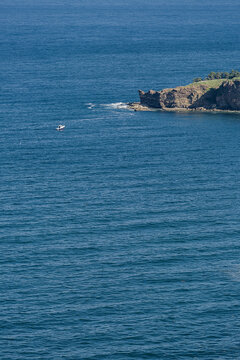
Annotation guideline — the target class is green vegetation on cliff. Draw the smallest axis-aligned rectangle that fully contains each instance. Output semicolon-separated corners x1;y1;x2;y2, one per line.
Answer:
193;70;240;83
189;77;240;91
188;78;227;90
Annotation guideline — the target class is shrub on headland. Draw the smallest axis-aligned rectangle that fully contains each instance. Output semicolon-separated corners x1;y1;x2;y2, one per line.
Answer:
193;77;202;82
193;70;240;82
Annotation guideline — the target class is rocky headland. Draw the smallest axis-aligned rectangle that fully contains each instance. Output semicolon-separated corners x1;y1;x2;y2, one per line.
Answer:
128;79;240;113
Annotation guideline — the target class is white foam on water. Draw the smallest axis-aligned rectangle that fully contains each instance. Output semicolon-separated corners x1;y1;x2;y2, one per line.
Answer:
86;103;96;109
102;102;129;110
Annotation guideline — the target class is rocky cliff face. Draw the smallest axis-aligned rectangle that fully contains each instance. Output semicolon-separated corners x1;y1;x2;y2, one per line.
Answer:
216;80;240;110
138;80;240;111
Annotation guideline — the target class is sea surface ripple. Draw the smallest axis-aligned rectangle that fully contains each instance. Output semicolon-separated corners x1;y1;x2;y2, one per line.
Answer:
1;0;240;359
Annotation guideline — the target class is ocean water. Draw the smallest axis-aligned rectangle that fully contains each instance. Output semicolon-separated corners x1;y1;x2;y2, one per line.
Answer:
1;0;240;359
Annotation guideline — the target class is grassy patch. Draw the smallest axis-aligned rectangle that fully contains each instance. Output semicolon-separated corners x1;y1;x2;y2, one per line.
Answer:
188;77;240;89
188;79;225;88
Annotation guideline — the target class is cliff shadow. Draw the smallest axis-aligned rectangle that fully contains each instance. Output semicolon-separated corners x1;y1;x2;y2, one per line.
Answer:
190;88;218;109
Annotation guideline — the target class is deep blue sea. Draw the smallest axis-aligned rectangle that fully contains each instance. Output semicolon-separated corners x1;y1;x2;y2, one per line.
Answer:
1;0;240;359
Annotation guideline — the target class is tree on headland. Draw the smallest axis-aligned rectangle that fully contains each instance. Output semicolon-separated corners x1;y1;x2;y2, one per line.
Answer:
222;72;230;79
229;69;240;78
193;77;202;82
192;70;240;83
206;72;217;80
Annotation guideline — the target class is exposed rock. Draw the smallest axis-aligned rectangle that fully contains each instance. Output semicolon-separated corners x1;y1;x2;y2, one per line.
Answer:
137;80;240;112
127;102;154;111
216;80;240;110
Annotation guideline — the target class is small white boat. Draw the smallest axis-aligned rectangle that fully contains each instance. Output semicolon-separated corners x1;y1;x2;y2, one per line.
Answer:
56;124;65;131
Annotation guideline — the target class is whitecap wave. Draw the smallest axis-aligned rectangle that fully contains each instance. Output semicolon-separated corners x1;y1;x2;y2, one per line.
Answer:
86;103;96;109
102;102;129;110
